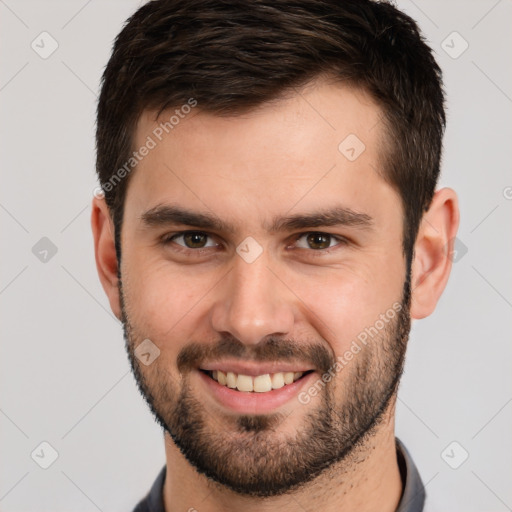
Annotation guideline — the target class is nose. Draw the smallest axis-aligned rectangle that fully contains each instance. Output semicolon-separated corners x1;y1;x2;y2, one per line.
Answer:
210;252;295;346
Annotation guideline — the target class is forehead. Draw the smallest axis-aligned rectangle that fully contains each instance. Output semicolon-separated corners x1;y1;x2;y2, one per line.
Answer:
124;79;398;232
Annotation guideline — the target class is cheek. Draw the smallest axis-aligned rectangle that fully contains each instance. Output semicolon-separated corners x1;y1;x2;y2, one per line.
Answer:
296;254;405;352
122;255;217;345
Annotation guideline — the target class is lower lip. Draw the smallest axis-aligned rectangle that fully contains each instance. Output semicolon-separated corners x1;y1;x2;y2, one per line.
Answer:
198;370;316;414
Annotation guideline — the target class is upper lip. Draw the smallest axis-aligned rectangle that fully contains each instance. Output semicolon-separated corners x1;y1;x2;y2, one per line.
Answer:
199;360;314;376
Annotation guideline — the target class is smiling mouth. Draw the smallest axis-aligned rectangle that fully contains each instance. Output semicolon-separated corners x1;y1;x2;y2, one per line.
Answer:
200;369;314;393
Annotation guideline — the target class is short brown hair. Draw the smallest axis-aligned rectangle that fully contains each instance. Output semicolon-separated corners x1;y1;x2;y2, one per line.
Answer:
96;0;445;269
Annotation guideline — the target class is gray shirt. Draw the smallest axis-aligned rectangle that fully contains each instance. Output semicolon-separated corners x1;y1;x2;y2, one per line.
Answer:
133;437;425;511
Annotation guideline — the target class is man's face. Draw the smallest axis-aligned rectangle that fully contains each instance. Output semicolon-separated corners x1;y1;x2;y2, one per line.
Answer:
119;80;411;496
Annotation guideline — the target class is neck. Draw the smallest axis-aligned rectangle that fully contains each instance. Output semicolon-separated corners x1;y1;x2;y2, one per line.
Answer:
162;403;402;512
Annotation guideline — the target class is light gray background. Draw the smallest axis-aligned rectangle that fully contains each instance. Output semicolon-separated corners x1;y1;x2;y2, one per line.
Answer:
1;1;511;511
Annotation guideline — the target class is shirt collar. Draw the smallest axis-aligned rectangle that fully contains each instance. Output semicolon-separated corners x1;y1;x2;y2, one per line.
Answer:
395;437;426;512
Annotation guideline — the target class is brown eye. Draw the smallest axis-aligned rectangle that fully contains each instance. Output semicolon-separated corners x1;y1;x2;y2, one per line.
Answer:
293;232;347;252
166;231;217;249
183;232;208;248
306;233;331;250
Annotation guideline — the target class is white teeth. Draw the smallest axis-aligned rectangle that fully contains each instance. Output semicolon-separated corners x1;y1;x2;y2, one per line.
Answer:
226;371;237;388
236;374;254;392
209;369;307;392
283;372;294;385
253;374;272;393
271;372;285;389
217;370;227;385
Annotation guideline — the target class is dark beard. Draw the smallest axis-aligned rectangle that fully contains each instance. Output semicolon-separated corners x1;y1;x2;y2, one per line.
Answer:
120;273;411;497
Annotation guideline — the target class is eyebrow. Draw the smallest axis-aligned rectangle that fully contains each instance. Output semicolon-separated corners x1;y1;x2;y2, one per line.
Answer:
139;203;374;234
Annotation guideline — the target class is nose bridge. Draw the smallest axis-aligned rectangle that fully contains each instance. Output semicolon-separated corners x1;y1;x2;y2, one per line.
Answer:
211;251;295;345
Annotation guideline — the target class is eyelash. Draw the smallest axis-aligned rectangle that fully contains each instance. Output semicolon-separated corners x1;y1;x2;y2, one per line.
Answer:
160;230;349;257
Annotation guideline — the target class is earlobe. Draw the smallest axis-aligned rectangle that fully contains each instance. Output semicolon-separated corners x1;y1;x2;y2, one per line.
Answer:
91;196;122;321
410;188;460;320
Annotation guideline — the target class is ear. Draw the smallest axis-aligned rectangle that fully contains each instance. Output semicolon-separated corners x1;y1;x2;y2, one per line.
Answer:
410;187;460;319
91;196;122;321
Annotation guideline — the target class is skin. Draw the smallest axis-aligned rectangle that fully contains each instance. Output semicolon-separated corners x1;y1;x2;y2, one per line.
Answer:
91;78;459;511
